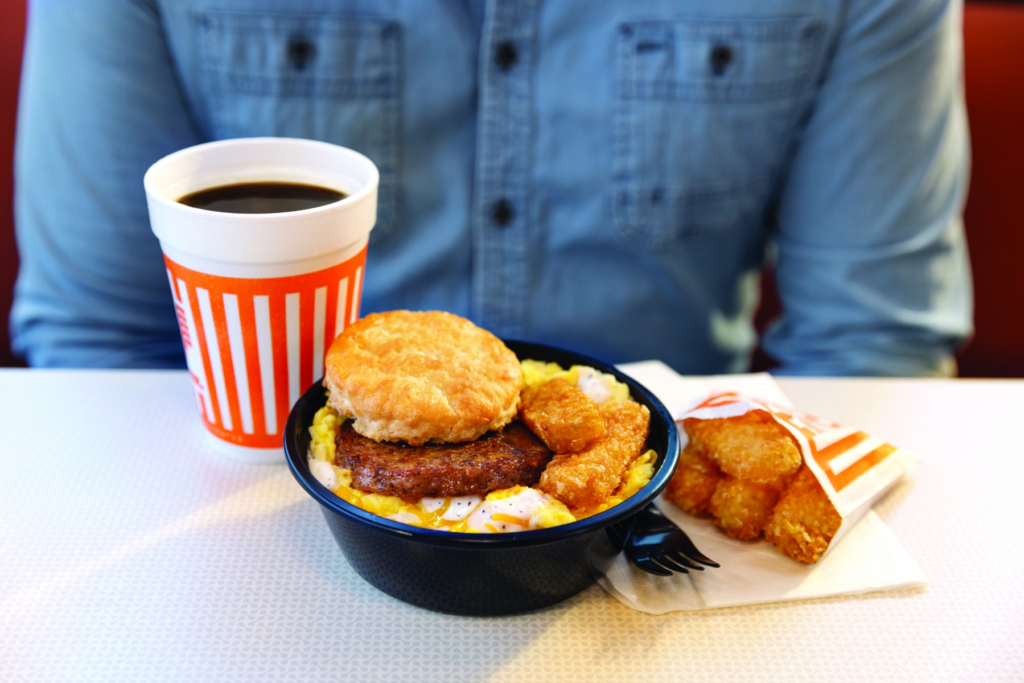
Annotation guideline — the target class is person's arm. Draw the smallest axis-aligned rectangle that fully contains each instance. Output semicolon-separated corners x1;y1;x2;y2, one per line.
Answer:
11;0;200;368
763;0;972;376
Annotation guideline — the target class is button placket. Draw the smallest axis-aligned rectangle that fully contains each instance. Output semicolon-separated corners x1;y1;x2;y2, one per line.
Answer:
471;0;540;338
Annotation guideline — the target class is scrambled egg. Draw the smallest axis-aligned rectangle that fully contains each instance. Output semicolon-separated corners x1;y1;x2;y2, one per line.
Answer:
308;404;575;532
308;360;653;533
521;359;631;404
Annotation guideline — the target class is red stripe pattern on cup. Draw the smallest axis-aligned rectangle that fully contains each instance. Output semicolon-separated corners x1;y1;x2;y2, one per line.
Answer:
165;246;367;449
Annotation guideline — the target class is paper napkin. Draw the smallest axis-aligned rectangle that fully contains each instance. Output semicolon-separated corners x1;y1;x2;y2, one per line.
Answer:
596;362;928;614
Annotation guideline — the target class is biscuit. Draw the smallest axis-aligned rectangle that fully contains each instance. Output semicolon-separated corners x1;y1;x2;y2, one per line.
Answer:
324;310;523;445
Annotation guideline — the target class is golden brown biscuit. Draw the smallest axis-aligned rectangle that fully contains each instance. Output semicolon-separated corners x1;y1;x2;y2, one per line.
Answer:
324;311;523;445
683;411;802;484
519;378;606;453
538;400;650;510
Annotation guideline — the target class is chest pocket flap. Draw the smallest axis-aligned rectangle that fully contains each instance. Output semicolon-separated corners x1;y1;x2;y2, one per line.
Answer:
614;16;823;247
196;11;400;242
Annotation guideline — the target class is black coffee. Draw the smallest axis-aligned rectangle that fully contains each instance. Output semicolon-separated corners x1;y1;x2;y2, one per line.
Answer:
179;182;346;214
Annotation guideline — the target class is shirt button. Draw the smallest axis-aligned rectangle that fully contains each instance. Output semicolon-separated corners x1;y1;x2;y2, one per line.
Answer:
288;37;316;71
710;44;733;76
491;199;515;227
494;41;518;71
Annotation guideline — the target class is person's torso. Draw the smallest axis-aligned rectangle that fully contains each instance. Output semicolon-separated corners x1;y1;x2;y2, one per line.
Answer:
156;0;837;372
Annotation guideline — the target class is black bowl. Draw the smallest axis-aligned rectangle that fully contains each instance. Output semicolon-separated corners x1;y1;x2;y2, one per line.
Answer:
284;340;679;616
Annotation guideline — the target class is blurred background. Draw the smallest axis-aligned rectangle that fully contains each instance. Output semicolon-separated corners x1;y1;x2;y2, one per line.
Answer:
1;1;1021;375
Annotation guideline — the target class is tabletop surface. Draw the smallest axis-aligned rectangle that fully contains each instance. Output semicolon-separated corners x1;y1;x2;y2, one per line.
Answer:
1;369;1022;683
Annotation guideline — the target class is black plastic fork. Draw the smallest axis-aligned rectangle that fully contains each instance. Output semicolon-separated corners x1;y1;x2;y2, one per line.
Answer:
610;503;719;576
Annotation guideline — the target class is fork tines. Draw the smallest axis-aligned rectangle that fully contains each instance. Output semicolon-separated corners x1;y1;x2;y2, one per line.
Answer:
623;503;720;577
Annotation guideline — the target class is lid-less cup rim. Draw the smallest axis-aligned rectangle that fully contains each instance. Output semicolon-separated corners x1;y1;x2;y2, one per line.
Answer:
144;138;380;265
143;138;379;221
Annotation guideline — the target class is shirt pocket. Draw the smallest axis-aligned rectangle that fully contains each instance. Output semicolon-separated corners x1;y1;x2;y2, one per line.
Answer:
195;11;400;244
613;17;823;248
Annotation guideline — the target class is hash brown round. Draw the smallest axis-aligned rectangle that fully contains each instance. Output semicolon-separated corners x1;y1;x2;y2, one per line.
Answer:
324;310;523;445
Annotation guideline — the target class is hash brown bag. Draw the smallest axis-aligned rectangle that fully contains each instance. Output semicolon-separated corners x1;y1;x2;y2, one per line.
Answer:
681;392;922;560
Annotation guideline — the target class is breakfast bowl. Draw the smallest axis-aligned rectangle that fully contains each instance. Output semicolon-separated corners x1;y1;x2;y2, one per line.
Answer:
284;340;679;616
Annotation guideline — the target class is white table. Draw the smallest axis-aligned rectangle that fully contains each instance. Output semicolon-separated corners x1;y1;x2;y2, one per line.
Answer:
1;370;1022;682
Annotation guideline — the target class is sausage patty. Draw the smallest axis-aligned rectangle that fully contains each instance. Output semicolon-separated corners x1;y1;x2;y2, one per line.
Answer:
334;421;553;499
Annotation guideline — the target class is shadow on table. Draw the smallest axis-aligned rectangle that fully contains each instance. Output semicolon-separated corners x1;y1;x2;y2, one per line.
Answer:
286;501;689;680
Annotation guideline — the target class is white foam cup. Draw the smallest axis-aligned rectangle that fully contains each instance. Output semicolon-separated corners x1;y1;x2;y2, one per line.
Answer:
144;138;378;463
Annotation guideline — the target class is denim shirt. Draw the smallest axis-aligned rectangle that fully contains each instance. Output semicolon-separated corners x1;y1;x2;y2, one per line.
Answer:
12;0;972;375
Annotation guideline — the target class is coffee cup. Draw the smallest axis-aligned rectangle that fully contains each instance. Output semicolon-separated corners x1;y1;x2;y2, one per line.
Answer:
144;137;378;463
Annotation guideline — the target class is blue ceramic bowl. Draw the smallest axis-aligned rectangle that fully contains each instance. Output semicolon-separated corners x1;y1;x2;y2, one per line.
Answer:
284;341;679;616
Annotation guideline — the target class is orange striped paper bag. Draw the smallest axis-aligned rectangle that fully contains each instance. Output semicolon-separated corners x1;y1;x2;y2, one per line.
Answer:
681;392;921;554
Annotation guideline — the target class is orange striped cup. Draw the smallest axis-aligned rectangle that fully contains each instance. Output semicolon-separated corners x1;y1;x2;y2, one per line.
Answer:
144;138;378;462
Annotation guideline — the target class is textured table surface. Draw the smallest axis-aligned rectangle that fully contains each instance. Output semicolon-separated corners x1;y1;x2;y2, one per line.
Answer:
1;369;1022;682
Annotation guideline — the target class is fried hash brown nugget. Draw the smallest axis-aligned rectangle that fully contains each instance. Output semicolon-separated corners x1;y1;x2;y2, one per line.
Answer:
538;400;650;509
664;444;722;515
519;378;606;453
684;411;801;484
764;466;842;563
708;476;787;541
